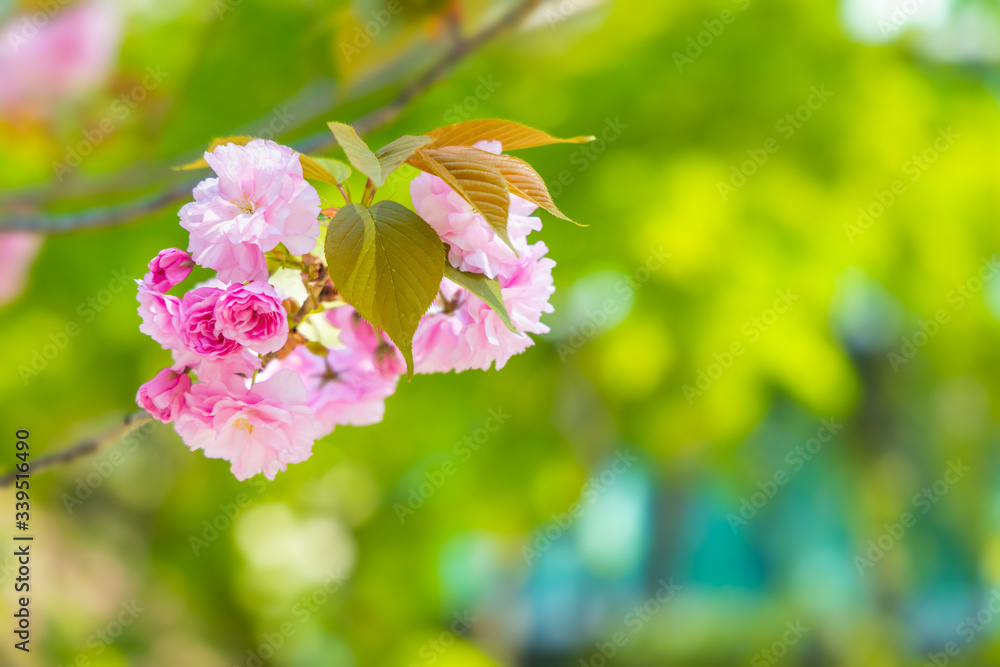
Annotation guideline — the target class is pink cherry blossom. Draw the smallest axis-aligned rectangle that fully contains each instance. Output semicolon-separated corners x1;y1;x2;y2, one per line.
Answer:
214;281;288;354
410;140;542;280
137;281;183;352
173;369;324;481
144;248;193;293
178;286;244;360
180;139;321;283
414;241;555;373
137;278;261;379
260;346;400;436
0;1;122;116
326;306;405;377
0;233;42;306
136;367;191;423
255;306;404;435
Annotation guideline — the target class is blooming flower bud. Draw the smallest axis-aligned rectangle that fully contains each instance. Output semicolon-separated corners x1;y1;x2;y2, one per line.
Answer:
136;367;191;423
179;139;321;283
174;369;324;480
213;281;288;354
144;248;194;293
178;286;244;360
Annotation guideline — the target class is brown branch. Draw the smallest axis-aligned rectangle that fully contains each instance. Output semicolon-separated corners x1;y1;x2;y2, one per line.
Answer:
0;411;155;488
0;0;542;234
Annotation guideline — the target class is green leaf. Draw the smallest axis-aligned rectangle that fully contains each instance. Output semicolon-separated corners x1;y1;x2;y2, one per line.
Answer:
325;201;445;377
425;120;594;150
173;135;257;170
412;148;513;251
373;135;434;186
327;122;382;184
311;157;352;184
443;264;518;334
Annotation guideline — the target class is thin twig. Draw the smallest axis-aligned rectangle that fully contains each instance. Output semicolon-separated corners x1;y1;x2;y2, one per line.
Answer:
0;411;154;488
0;0;542;234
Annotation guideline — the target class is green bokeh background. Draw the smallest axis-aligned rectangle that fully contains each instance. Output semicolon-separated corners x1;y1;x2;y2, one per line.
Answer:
3;0;1000;664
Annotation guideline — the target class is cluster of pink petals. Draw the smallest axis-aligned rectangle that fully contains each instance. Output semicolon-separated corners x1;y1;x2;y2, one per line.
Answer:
180;139;321;283
174;370;324;481
0;1;122;116
137;279;280;372
414;241;555;373
137;137;557;481
137;136;328;480
410;141;556;373
259;306;404;437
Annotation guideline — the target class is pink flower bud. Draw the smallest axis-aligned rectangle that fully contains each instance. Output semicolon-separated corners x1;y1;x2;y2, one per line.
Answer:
144;248;194;293
137;367;191;423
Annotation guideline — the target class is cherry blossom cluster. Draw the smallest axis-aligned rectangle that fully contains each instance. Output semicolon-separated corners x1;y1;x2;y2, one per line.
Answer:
136;138;554;480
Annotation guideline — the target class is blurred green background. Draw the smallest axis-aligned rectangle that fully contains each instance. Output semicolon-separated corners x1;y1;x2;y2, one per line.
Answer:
4;0;1000;664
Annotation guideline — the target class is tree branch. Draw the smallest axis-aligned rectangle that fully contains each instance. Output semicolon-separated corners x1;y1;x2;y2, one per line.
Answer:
0;411;154;488
0;0;542;234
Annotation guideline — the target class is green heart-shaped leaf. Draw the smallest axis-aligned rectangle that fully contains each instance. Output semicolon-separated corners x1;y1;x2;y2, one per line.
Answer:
325;201;445;377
